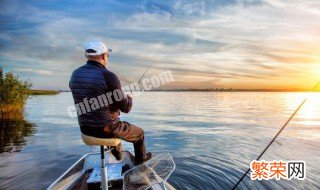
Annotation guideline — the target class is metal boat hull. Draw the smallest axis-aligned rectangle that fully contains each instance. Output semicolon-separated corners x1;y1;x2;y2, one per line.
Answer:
47;151;175;190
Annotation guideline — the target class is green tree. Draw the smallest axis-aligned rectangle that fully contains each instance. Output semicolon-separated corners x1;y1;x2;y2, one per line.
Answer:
0;70;32;115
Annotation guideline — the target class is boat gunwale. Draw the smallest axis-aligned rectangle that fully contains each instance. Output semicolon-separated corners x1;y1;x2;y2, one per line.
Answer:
47;152;98;190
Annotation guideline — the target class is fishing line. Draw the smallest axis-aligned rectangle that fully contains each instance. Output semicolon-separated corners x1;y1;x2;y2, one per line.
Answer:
231;81;320;190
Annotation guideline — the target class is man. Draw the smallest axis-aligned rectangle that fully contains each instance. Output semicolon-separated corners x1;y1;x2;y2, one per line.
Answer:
69;39;151;165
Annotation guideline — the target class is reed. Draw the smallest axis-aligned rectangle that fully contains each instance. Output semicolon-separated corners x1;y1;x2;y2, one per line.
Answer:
29;90;60;95
0;68;32;116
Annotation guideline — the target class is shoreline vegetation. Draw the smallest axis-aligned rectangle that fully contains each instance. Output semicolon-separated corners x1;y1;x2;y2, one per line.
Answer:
29;90;60;95
0;68;31;115
0;67;60;115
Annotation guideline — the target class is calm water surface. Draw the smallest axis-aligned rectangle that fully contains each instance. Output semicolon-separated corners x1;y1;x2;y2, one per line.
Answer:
0;92;319;190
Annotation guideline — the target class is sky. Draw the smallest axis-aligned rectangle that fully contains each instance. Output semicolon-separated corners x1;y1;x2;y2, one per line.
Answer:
0;0;320;90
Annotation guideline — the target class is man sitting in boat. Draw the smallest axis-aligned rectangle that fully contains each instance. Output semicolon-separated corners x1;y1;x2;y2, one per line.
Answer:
69;39;152;165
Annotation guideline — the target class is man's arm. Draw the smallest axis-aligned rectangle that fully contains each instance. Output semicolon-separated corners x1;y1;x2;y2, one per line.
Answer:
104;71;132;113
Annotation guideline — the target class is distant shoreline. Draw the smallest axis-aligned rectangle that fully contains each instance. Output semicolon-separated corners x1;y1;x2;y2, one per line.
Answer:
30;90;60;95
52;89;318;92
148;88;319;92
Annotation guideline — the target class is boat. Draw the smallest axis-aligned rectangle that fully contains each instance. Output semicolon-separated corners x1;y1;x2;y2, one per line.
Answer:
47;134;176;190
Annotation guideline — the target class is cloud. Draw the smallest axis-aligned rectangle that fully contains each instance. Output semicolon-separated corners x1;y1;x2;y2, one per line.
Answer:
0;0;320;89
110;0;320;86
16;68;53;76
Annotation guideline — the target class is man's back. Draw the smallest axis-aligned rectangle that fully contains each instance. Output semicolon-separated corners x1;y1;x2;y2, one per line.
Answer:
69;60;122;127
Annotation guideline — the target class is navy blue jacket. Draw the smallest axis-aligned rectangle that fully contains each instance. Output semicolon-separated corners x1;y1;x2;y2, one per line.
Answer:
69;60;132;128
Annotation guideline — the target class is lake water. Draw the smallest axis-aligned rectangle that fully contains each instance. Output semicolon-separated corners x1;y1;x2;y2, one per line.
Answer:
0;92;319;190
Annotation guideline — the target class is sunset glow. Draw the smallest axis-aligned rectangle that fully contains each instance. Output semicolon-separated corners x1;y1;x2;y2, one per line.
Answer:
1;0;320;90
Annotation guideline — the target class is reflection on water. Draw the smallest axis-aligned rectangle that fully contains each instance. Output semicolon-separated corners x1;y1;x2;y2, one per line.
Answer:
0;111;36;153
0;92;319;190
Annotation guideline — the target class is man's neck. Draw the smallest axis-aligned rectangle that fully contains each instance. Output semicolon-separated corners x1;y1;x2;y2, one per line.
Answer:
87;59;106;67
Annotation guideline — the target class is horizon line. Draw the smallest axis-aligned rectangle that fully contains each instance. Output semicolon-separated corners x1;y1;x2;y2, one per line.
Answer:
32;88;320;92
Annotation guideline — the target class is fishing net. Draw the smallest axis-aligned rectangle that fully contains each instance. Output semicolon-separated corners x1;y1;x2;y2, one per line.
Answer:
123;153;175;190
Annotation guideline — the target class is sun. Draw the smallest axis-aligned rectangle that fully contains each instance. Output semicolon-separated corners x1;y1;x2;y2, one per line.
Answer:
298;94;320;120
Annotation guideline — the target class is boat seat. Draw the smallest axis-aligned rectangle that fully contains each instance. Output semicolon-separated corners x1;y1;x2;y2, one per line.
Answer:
81;133;121;147
81;133;121;190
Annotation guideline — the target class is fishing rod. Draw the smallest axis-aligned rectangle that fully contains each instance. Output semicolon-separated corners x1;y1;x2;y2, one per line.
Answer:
128;65;151;94
231;80;320;190
137;65;151;86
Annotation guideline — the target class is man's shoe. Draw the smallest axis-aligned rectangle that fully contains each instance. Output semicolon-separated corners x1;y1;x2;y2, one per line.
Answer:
110;146;122;161
144;152;152;162
112;150;122;161
135;152;153;165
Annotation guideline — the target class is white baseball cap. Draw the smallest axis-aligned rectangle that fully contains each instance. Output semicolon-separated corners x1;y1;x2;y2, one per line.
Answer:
84;39;112;56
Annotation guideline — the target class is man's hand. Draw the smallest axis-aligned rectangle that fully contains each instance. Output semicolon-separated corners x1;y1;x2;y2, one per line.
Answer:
128;94;134;100
110;110;120;120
